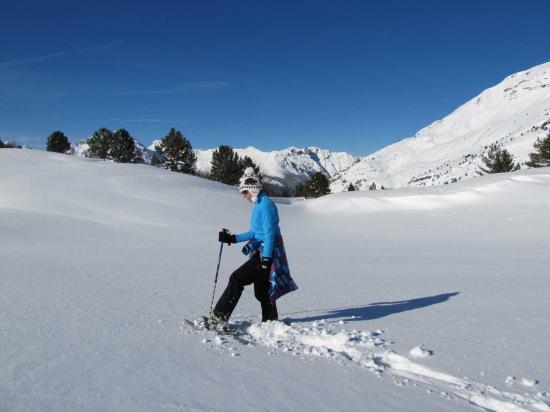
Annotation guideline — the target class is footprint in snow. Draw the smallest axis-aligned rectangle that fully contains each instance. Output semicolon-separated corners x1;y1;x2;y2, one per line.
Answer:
409;345;434;358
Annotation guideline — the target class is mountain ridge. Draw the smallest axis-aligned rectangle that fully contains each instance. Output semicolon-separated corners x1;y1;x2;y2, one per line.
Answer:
69;61;550;193
330;61;550;190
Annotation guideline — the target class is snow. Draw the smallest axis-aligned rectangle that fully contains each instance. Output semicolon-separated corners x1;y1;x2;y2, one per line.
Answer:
2;149;550;411
331;61;550;191
409;346;434;358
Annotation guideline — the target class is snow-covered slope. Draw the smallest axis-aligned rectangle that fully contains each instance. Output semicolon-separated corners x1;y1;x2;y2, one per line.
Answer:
2;149;550;411
332;61;550;191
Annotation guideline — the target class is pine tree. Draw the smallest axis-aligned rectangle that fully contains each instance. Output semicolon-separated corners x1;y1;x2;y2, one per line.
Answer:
210;145;243;184
481;143;520;173
240;155;260;174
1;140;21;149
150;153;162;167
302;172;331;198
347;183;356;191
46;131;70;153
0;140;19;149
156;128;197;173
294;183;304;197
526;131;550;168
369;182;377;191
87;128;114;159
110;129;136;163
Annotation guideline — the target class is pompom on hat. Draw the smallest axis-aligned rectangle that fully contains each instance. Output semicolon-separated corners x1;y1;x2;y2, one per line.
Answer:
238;167;262;196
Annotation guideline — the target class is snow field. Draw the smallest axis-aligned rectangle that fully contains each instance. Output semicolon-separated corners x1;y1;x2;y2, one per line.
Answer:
2;150;550;411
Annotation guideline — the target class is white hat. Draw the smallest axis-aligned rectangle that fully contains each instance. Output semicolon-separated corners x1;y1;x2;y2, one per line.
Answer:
238;167;262;195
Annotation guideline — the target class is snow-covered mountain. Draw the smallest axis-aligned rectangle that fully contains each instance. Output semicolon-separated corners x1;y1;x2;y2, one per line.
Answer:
196;146;358;192
72;136;357;194
148;141;359;193
331;61;550;191
69;61;550;194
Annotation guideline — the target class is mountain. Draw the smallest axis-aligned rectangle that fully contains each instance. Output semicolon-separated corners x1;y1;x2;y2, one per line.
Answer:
72;137;357;194
148;141;359;194
69;62;550;193
197;146;358;193
331;62;550;191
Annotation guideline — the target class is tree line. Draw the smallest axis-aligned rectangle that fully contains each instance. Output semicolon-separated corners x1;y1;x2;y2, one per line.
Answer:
10;127;550;199
480;130;550;173
39;127;331;197
0;140;22;149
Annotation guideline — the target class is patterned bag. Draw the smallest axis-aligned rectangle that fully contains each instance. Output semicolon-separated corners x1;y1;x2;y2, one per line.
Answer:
242;236;298;302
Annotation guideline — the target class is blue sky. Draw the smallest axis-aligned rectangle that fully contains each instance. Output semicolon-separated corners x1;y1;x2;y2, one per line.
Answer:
1;0;550;156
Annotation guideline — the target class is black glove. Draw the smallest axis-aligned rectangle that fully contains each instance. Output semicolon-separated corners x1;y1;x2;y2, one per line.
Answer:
218;229;236;245
259;257;273;278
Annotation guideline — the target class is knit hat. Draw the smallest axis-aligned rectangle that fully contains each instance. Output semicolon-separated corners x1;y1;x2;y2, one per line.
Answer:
238;167;262;195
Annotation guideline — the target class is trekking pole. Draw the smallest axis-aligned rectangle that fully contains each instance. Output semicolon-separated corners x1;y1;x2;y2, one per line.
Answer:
208;234;226;316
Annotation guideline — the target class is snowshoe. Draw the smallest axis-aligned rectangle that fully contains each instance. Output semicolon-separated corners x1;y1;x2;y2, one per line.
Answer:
184;316;244;336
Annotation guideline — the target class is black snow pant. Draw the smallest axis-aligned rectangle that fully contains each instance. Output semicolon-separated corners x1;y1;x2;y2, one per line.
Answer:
213;254;278;322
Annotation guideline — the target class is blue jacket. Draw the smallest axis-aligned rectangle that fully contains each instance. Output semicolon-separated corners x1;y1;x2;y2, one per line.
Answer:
235;192;281;258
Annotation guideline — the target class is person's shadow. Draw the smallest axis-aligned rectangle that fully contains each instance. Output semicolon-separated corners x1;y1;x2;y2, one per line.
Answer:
287;292;460;323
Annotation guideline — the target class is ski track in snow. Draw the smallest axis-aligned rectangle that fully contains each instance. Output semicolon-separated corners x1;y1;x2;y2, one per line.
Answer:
184;319;550;412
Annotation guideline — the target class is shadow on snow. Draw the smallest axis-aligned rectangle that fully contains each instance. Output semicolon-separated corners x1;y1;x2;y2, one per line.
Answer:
286;292;460;323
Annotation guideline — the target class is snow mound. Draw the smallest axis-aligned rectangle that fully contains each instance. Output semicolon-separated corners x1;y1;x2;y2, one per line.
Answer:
304;169;550;214
409;346;434;358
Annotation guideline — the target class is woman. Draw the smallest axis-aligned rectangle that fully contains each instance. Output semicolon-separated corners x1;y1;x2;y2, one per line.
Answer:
212;167;297;323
